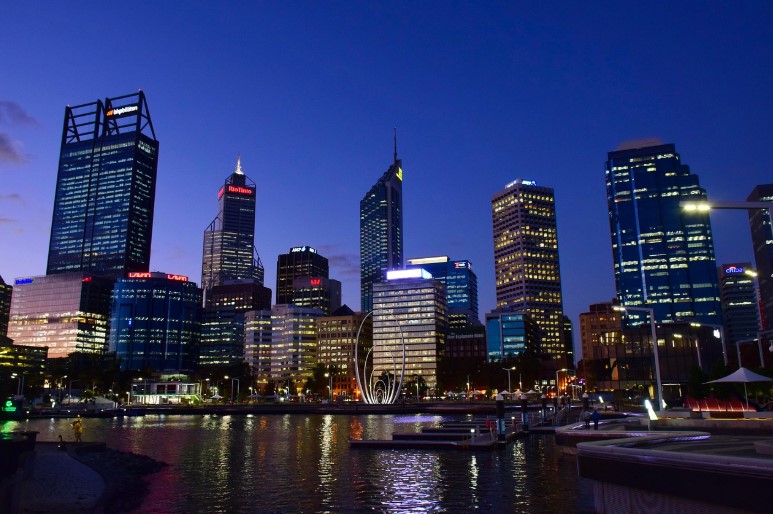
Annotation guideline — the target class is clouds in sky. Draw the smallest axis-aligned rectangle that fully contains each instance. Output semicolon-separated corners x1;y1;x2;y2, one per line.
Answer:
0;100;37;165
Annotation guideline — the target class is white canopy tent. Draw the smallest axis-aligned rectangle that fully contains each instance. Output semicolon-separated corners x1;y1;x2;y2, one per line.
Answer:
705;367;773;409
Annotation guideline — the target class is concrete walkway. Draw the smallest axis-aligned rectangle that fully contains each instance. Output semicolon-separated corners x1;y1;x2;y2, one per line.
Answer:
19;444;104;513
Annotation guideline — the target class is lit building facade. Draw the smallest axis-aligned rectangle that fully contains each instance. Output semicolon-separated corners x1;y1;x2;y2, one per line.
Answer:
7;273;113;358
316;305;372;398
291;276;341;315
372;269;446;390
269;304;324;389
747;184;773;330
445;326;486;362
47;92;158;277
406;256;479;327
590;322;724;402
579;301;623;364
199;279;272;367
275;246;329;305
109;272;201;371
606;144;722;326
360;143;403;312
201;157;264;291
491;179;565;363
0;275;11;342
718;263;760;350
244;309;273;385
485;311;540;360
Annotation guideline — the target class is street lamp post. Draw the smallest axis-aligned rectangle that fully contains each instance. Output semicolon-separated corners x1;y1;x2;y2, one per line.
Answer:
689;322;728;366
324;372;333;401
614;305;664;410
502;367;516;392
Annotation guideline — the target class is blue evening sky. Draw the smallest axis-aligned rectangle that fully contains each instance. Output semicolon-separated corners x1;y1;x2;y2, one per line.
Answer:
1;2;772;358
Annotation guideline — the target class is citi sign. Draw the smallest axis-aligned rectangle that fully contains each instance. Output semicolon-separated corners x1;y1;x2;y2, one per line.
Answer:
724;266;745;275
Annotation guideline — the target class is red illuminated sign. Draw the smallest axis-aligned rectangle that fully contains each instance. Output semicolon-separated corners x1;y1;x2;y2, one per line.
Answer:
126;272;188;282
227;185;254;195
310;278;321;286
82;276;92;282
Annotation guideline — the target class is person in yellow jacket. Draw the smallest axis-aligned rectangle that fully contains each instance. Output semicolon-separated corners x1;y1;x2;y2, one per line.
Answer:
71;415;83;443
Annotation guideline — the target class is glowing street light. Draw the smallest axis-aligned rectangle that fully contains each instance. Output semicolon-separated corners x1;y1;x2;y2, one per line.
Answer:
614;305;664;410
502;367;517;392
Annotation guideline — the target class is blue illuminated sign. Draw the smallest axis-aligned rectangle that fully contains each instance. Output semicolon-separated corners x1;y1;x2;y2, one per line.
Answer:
724;266;745;275
14;278;33;285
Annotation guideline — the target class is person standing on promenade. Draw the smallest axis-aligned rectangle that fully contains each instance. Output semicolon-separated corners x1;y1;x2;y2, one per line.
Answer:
71;415;83;442
591;409;601;430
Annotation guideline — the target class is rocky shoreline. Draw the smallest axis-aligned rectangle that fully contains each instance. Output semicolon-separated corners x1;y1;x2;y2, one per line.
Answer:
71;445;167;513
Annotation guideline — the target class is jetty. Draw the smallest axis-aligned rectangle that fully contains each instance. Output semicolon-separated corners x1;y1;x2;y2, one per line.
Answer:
349;418;524;450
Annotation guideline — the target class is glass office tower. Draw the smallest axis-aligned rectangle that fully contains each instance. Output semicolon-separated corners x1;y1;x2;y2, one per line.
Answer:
8;273;113;358
110;272;201;371
201;157;264;291
491;179;565;364
360;137;403;312
406;256;479;326
275;246;329;305
747;184;773;330
606;144;722;326
47;92;158;276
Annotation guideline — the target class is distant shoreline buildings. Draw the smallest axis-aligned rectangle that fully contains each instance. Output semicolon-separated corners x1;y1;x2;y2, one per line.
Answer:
3;95;773;405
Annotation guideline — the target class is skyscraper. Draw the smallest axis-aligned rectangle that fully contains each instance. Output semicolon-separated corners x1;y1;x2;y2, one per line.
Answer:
275;246;329;305
718;263;760;350
109;272;201;371
606;144;722;326
372;269;446;390
201;157;264;291
406;256;479;327
491;179;566;364
360;134;403;312
747;184;773;330
199;279;271;367
47;92;158;276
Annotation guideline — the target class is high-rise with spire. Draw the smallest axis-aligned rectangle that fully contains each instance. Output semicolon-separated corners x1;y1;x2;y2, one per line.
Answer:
360;131;404;312
201;156;264;290
199;157;270;367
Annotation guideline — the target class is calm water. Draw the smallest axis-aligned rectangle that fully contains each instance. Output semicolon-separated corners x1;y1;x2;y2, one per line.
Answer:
4;414;594;513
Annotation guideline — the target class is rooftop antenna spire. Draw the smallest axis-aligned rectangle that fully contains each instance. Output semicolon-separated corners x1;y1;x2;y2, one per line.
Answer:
393;127;397;163
235;154;243;175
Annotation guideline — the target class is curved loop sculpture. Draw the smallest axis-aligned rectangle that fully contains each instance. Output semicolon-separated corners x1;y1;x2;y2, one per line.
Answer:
354;310;406;404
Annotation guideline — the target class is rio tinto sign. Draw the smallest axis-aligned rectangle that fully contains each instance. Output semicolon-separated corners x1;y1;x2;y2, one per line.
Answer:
218;184;255;199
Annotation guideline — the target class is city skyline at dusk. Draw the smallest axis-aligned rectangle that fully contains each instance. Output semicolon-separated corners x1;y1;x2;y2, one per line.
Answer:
2;3;772;359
